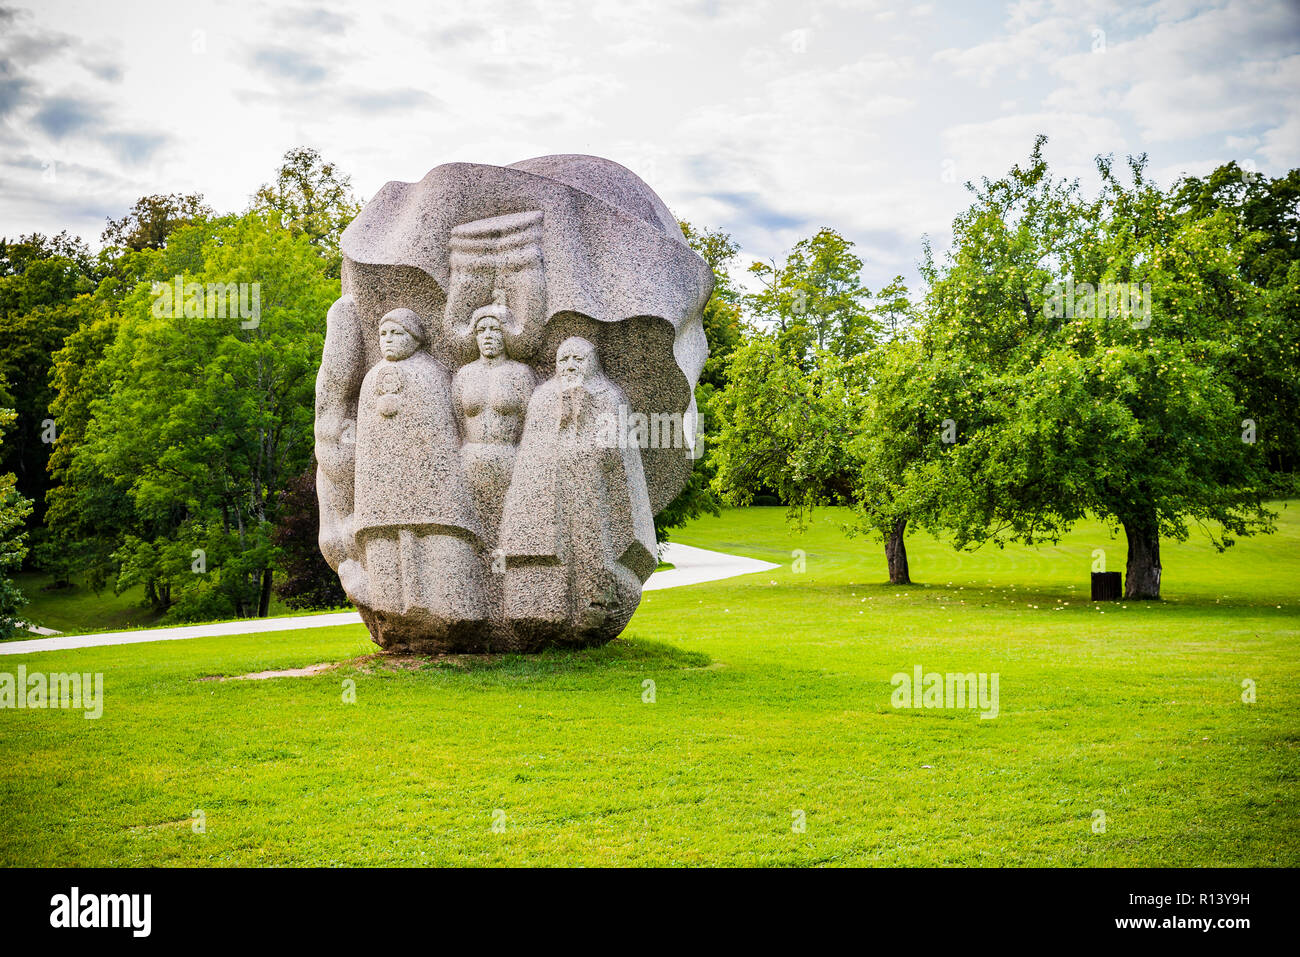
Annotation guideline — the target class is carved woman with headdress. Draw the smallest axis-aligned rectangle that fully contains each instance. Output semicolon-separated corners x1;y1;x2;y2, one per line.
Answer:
343;308;487;637
451;295;538;545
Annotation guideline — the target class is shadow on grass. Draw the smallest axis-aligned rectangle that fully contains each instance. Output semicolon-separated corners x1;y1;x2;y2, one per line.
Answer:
797;578;1290;615
341;635;712;679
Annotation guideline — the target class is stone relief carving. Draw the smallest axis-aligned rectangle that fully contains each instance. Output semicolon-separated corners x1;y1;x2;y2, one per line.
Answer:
315;155;712;652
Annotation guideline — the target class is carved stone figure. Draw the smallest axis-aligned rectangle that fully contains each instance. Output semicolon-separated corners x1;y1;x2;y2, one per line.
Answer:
501;337;656;648
315;154;712;653
342;309;488;650
452;295;538;546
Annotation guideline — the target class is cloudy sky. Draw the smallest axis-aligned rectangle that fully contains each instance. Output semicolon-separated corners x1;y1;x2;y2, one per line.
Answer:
2;0;1297;289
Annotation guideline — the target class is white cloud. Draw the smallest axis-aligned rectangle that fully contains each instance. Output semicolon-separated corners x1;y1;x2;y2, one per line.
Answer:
0;0;1293;294
1259;113;1300;168
1041;2;1300;152
934;16;1079;87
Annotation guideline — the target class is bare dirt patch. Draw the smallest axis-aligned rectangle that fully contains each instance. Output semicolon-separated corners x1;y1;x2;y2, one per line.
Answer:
199;652;488;682
126;818;192;832
200;662;339;681
234;663;338;680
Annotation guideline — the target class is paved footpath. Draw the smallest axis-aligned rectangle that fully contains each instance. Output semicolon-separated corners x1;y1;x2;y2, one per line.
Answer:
0;543;780;656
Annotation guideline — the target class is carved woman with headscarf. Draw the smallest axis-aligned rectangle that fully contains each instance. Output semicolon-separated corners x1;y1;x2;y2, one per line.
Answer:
344;308;487;635
500;336;656;647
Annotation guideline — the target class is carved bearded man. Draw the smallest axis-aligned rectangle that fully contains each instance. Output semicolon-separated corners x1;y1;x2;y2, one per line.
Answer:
500;336;656;647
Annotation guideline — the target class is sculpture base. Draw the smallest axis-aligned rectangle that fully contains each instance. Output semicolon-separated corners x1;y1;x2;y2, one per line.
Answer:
356;606;508;654
355;588;640;655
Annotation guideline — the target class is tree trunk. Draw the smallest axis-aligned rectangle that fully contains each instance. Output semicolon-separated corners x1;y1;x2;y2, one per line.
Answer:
1122;514;1162;599
885;516;911;585
257;567;274;618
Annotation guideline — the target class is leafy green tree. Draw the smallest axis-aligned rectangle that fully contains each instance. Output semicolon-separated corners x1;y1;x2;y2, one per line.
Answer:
653;222;743;542
1172;162;1299;288
840;316;971;585
706;226;875;516
708;320;947;585
273;462;347;610
707;334;858;523
0;231;96;279
919;138;1276;598
872;274;913;342
26;531;74;589
101;193;213;253
61;212;337;619
0;403;32;636
1170;163;1300;480
46;290;133;595
0;232;100;532
1247;263;1300;480
709;232;933;582
745;227;876;361
680;221;743;389
46;222;243;605
251;147;361;277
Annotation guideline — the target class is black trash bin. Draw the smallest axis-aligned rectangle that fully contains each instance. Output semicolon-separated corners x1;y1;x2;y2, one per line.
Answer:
1091;571;1122;601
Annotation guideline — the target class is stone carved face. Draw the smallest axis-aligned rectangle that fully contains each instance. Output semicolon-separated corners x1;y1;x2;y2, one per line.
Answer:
475;315;504;359
378;319;418;361
556;337;597;388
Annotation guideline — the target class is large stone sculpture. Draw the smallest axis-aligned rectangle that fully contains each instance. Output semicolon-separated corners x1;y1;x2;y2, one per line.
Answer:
315;154;712;653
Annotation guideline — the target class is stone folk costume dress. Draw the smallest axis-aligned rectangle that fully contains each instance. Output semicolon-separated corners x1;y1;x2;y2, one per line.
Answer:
351;312;488;645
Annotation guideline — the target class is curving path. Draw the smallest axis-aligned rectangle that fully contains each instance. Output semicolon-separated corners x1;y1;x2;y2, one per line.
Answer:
0;543;780;656
642;542;780;591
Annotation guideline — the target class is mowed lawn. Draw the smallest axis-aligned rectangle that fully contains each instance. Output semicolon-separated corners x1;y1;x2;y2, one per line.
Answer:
1;505;1297;866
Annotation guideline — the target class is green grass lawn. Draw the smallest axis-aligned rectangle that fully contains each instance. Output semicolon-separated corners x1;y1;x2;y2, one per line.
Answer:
1;505;1296;866
11;573;169;635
